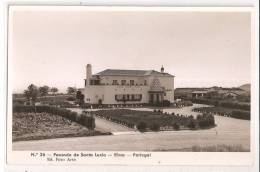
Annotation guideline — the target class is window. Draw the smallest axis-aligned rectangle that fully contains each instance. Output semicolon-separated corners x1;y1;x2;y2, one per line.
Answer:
114;94;142;102
130;80;135;86
112;80;118;85
121;80;126;85
144;80;147;85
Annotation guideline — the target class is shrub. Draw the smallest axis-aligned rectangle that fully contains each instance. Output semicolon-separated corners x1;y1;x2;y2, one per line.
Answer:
176;100;193;107
81;103;91;109
78;114;95;129
162;100;171;107
187;120;196;129
189;98;250;111
66;96;76;101
173;123;180;130
193;107;250;120
231;110;250;120
137;121;147;132
220;101;250;111
150;123;160;131
197;113;215;128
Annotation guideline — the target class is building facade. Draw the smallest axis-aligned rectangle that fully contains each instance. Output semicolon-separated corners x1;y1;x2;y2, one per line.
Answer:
82;64;175;105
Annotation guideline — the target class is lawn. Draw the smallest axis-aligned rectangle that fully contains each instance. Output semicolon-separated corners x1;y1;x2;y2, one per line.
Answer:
13;112;107;141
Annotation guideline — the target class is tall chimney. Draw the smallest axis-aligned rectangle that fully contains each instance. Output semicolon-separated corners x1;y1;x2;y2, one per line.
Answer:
161;65;164;73
86;64;92;85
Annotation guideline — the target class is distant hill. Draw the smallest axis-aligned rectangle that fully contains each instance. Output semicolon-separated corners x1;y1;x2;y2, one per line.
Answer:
239;84;251;92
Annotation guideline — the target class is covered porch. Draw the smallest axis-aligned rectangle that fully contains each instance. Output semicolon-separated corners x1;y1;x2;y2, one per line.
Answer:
148;91;164;104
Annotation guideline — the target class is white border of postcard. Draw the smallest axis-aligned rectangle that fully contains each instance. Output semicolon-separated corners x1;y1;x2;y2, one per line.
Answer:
6;5;258;166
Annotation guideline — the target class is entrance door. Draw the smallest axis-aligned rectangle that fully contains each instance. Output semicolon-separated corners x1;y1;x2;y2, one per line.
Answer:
156;94;160;103
149;94;154;104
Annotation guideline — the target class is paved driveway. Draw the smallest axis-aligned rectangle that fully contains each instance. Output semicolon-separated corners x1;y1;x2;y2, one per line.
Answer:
68;108;135;133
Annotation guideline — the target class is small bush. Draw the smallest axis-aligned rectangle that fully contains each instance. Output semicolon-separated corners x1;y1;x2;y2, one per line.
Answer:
176;100;193;107
162;100;171;107
137;121;147;132
173;123;180;130
150;123;160;131
187;120;196;129
66;96;76;101
197;113;215;128
231;110;250;120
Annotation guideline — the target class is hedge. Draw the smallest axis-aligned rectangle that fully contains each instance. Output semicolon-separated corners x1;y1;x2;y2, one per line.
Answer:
231;110;250;120
196;113;215;128
188;98;250;111
13;105;95;129
193;107;250;120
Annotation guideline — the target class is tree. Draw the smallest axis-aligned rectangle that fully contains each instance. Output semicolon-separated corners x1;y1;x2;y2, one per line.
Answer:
24;84;38;105
67;87;77;95
39;85;49;97
50;87;58;95
76;90;85;106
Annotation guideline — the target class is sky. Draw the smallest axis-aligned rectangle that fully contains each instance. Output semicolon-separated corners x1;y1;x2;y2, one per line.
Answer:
10;7;252;93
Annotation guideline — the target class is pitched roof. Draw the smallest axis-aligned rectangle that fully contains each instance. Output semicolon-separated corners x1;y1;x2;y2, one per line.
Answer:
191;91;210;94
95;69;174;77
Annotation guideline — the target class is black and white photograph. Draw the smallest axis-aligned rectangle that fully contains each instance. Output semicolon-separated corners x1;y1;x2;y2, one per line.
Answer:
5;5;258;167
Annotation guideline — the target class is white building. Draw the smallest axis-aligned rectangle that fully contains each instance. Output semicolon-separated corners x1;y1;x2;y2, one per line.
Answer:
82;64;175;105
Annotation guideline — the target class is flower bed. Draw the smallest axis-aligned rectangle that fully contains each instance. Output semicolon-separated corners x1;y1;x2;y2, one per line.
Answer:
13;105;95;129
13;112;107;141
88;109;215;132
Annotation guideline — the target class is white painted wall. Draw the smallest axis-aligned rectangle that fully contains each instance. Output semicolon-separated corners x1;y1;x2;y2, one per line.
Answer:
83;74;174;104
99;75;148;86
83;85;150;104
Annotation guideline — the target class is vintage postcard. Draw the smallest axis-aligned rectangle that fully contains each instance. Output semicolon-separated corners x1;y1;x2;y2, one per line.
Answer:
6;5;257;166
